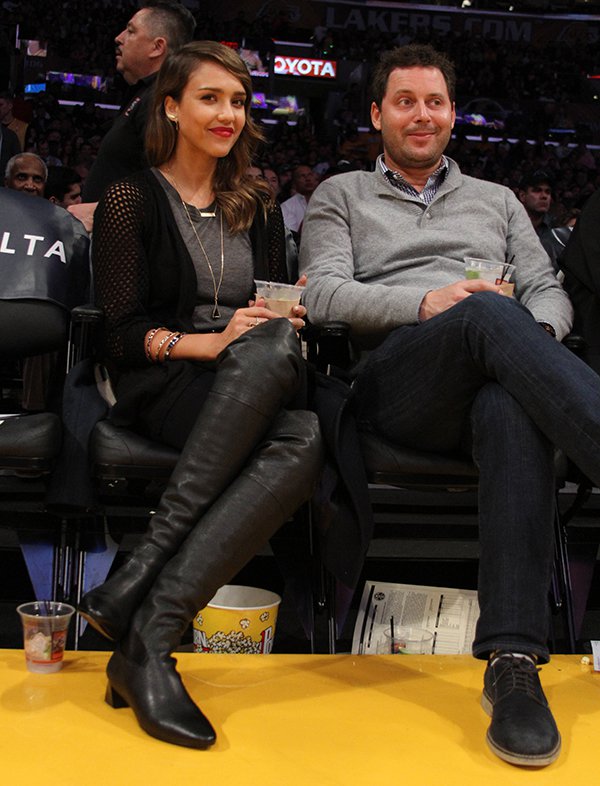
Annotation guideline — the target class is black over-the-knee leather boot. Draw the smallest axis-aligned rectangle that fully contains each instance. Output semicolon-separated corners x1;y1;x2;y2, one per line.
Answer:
104;409;323;749
79;320;305;641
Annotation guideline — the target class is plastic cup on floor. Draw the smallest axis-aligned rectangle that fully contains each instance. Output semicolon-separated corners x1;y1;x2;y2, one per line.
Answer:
17;601;75;673
381;626;434;654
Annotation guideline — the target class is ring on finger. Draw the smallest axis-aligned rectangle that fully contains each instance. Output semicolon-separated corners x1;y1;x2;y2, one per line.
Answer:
254;317;260;326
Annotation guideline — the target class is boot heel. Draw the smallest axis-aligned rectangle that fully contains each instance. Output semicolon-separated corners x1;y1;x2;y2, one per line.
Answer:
105;683;129;709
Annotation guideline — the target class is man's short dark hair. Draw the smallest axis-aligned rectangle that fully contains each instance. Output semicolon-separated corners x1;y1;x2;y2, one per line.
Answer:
45;166;81;201
141;0;196;51
519;169;554;192
292;163;312;182
370;44;456;107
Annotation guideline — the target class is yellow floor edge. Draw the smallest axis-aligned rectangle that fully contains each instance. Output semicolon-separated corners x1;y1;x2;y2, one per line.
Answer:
1;650;598;785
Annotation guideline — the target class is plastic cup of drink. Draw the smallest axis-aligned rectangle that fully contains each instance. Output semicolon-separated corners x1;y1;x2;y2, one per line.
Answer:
17;601;75;673
381;626;434;654
255;280;304;318
464;258;515;295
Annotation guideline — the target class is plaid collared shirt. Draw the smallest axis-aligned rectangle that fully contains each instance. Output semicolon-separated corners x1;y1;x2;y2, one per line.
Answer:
378;154;449;205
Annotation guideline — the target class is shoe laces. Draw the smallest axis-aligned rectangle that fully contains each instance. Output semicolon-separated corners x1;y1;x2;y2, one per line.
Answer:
492;654;545;705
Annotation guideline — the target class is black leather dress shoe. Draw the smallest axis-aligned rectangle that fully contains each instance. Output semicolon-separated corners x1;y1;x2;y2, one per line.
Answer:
105;648;217;749
481;653;561;767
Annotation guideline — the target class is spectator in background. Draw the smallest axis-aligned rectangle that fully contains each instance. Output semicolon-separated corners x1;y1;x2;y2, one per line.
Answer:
246;163;301;279
517;169;566;272
0;91;28;150
74;139;95;181
0;124;21;182
4;153;47;197
561;188;600;375
517;169;553;233
72;0;196;229
262;167;281;200
45;166;83;208
280;163;319;237
277;164;293;197
245;164;264;181
37;138;63;167
338;127;368;165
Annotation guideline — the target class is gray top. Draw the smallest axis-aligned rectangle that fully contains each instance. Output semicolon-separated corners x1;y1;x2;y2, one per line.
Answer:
153;168;254;331
300;158;573;344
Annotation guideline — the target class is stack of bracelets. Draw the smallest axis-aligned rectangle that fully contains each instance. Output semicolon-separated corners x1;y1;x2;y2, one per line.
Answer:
145;327;188;362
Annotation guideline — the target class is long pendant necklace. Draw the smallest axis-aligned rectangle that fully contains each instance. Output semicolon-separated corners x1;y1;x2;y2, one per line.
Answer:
166;168;224;320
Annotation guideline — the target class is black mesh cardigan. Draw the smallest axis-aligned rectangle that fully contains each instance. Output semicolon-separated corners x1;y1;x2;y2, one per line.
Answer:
92;169;289;426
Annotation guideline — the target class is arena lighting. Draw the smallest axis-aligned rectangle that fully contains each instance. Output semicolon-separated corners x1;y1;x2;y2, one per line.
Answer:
272;39;312;48
47;71;108;92
449;131;600;150
58;99;119;110
262;118;297;126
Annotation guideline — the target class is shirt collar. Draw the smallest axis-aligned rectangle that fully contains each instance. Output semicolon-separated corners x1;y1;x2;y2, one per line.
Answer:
378;154;449;202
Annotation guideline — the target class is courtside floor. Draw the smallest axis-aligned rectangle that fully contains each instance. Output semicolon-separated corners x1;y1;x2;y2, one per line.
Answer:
1;650;598;785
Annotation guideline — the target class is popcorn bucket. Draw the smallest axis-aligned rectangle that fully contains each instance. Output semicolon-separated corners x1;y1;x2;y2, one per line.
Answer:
193;585;281;654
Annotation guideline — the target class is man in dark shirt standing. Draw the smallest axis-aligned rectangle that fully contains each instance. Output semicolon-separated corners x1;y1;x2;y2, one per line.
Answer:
71;0;195;228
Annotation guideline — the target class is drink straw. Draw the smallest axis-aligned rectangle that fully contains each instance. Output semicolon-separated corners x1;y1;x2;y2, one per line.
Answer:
390;615;395;654
502;255;515;282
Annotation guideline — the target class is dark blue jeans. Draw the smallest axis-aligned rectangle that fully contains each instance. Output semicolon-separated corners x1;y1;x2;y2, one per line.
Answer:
353;292;600;663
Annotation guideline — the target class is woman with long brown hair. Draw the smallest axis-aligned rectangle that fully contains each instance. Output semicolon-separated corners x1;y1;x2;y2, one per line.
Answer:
78;41;322;749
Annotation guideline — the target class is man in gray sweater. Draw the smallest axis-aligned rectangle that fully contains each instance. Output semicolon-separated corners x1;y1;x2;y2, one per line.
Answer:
301;44;600;768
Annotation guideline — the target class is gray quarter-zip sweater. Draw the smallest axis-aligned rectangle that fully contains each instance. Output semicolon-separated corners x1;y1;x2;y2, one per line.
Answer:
300;158;573;344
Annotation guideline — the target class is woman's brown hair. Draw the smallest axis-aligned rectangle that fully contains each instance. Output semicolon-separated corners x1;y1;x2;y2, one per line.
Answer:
146;40;269;232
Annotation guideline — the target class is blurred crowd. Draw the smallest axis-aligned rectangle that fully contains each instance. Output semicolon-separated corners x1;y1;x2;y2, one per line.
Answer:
2;0;600;226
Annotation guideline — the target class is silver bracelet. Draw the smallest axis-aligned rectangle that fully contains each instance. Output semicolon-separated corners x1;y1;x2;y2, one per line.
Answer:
154;331;175;362
164;332;186;360
145;326;167;361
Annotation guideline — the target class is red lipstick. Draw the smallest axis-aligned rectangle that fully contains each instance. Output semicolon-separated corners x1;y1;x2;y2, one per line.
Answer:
210;127;234;138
